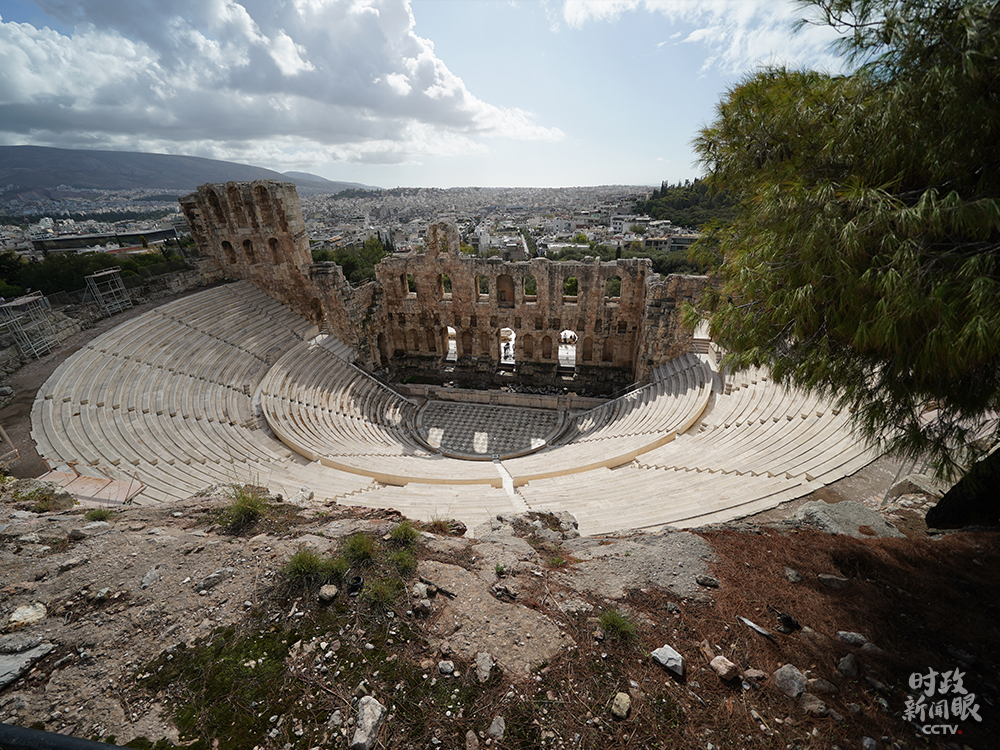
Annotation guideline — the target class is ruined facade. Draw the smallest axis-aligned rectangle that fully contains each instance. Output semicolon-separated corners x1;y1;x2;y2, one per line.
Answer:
180;181;708;393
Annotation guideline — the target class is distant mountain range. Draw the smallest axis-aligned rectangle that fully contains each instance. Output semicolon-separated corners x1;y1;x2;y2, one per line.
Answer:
0;146;379;194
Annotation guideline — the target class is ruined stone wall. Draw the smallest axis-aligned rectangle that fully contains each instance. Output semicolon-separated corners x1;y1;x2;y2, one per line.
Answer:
634;274;711;382
179;185;707;391
180;181;323;325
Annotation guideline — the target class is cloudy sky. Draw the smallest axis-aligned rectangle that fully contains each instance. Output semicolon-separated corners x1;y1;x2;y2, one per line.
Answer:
0;0;848;188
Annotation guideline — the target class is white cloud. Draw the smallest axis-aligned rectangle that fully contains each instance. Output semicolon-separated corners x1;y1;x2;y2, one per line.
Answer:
0;0;562;169
561;0;847;74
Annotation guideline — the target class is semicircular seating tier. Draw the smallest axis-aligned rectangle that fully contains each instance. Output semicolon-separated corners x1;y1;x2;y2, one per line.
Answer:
31;282;879;536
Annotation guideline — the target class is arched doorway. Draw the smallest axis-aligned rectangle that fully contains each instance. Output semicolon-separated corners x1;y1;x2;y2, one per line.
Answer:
558;329;577;370
445;326;457;362
497;274;514;308
499;327;516;366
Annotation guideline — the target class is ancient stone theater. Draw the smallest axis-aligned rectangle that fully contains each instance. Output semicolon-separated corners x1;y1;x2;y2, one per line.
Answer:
30;181;878;535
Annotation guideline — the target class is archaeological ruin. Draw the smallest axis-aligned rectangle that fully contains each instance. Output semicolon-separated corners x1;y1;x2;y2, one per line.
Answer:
27;181;879;536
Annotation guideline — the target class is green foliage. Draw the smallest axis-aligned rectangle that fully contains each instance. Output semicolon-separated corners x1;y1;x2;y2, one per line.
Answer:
389;520;419;546
341;532;377;567
563;276;578;296
691;0;1000;475
84;507;114;522
282;547;337;589
362;576;404;611
219;485;268;532
598;608;638;641
634;178;734;229
13;251;167;296
311;236;385;285
572;232;589;244
494;563;507;577
389;548;417;576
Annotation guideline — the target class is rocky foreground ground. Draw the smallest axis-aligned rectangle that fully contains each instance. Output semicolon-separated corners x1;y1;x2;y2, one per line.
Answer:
0;478;996;750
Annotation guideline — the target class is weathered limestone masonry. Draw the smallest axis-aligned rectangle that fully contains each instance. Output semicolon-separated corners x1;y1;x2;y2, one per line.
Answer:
180;181;708;392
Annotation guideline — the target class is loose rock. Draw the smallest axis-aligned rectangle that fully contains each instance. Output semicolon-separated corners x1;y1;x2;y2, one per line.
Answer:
611;692;631;720
799;692;828;717
710;655;740;681
465;729;479;750
318;584;339;602
488;716;505;741
438;660;455;675
695;574;719;588
651;644;684;676
773;664;807;698
838;653;861;679
783;566;803;583
836;631;868;647
476;652;493;683
350;695;387;750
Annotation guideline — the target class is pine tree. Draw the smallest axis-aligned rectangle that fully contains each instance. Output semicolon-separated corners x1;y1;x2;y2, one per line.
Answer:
691;0;1000;475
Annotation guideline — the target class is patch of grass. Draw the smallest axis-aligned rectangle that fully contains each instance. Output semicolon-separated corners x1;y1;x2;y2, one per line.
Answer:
389;520;419;546
362;576;404;611
423;517;452;535
341;532;377;567
389;548;416;576
219;484;268;532
84;507;114;522
282;547;336;589
548;555;568;567
598;607;639;641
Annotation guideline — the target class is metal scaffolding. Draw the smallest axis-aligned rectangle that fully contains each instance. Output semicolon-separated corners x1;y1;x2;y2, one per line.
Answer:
0;292;59;359
85;266;133;316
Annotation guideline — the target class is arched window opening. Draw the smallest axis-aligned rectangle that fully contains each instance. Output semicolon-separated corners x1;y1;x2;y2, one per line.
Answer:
478;274;489;301
582;336;594;362
268;237;281;264
208;189;225;223
605;275;622;299
426;329;437;353
499;328;516;366
445;326;457;362
522;334;534;359
254;185;276;226
227;185;247;226
377;332;388;366
406;274;416;296
480;331;489;356
460;330;473;357
497;274;514;308
558;330;578;370
221;240;236;264
242;239;256;264
603;337;614;362
523;274;537;303
563;276;578;303
308;297;324;326
438;274;452;300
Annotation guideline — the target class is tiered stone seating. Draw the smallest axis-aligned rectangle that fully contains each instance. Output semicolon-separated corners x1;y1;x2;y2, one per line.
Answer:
635;369;878;483
31;285;877;531
258;338;502;487
520;463;819;536
31;282;375;504
502;354;714;484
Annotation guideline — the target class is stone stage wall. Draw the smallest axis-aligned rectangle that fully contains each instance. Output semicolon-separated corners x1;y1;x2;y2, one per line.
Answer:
180;181;708;392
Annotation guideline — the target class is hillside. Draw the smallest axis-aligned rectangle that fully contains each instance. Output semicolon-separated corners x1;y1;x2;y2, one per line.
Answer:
0;146;377;194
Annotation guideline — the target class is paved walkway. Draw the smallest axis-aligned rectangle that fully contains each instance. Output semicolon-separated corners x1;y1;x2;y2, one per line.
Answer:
416;402;561;458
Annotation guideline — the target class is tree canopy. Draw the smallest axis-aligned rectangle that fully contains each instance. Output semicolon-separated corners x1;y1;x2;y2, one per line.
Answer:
690;0;1000;475
633;178;734;229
